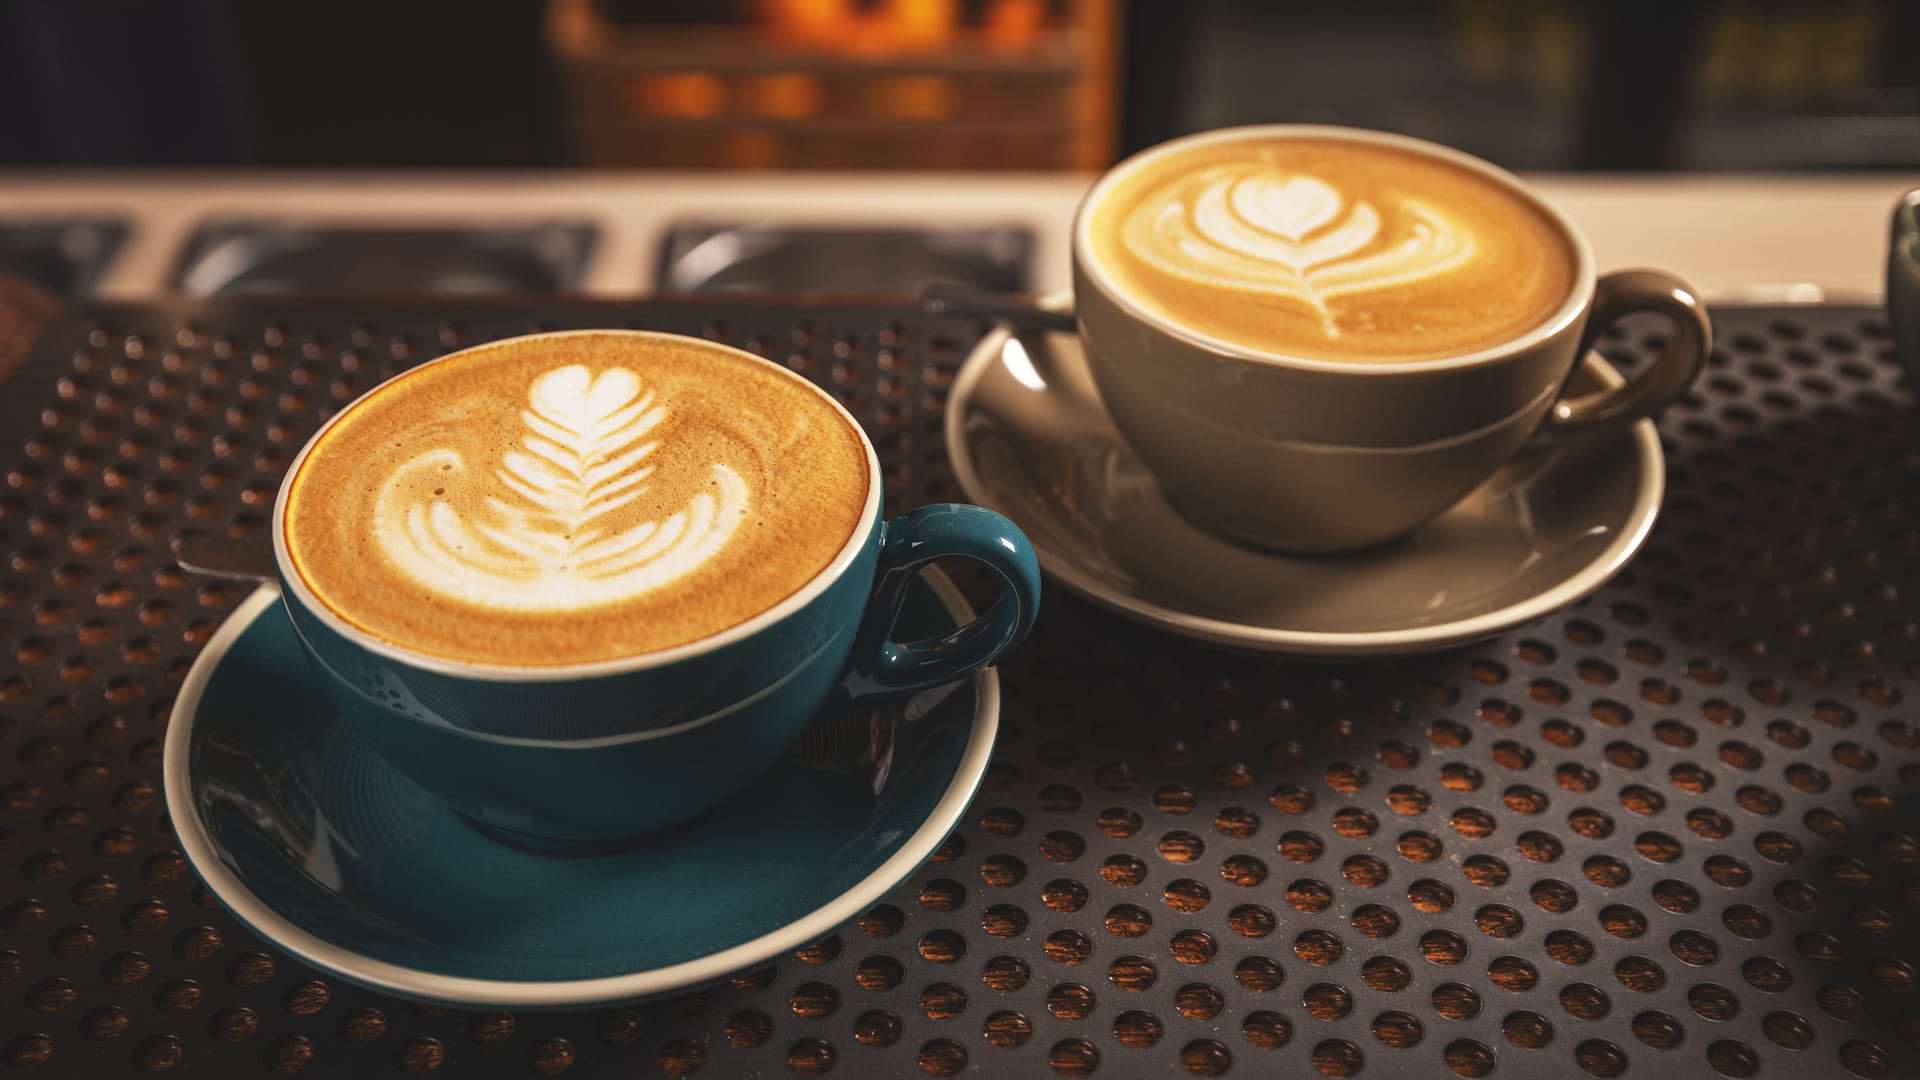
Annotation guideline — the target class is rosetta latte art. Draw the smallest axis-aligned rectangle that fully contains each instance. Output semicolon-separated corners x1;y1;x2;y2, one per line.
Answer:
1122;168;1478;337
373;364;747;612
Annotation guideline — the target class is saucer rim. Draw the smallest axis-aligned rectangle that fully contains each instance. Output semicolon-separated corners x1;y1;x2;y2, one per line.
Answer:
945;315;1664;656
163;577;999;1008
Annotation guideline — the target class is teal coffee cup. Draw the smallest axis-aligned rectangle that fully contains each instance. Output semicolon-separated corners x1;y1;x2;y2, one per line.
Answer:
271;329;1041;845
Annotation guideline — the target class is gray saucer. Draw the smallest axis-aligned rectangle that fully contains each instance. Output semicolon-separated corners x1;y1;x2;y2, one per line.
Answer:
945;314;1664;656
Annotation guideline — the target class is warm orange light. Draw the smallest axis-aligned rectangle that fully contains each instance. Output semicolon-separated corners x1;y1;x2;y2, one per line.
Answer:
870;75;957;120
760;0;959;54
635;73;729;118
886;0;956;51
760;0;849;43
739;73;826;118
982;0;1045;50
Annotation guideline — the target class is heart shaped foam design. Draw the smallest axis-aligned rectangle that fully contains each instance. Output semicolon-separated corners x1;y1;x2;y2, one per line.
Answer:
1121;166;1475;335
1238;174;1342;241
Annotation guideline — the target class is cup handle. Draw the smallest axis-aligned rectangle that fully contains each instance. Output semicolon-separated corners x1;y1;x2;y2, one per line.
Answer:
847;503;1041;696
1533;268;1711;444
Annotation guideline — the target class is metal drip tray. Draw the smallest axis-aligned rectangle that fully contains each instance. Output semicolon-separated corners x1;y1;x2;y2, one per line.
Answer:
0;219;127;297
0;297;1914;1079
656;223;1033;295
171;222;597;297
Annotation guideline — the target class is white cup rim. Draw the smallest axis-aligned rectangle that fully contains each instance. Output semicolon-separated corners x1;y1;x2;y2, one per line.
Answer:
1073;123;1600;374
271;328;884;683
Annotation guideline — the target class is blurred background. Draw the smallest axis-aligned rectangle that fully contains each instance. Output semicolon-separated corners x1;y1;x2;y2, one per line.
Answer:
3;0;1917;172
0;0;1915;304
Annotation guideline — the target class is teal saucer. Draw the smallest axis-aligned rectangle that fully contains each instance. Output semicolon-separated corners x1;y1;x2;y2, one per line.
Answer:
164;573;996;1009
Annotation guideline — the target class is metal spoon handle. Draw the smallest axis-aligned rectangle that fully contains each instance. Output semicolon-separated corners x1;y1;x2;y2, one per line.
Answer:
919;283;1077;334
171;534;275;585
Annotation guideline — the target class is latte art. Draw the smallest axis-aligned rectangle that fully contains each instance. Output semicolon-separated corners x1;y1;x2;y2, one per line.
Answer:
1087;136;1576;362
375;366;748;612
283;333;870;667
1129;170;1475;338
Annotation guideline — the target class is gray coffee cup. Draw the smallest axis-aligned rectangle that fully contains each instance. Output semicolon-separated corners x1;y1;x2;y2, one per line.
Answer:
1072;125;1711;554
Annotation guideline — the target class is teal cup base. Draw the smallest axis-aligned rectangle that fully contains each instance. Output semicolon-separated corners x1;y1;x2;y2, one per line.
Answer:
279;503;1040;844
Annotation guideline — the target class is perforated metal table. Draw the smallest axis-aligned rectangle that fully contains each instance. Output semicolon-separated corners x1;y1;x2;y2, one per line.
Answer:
0;293;1915;1079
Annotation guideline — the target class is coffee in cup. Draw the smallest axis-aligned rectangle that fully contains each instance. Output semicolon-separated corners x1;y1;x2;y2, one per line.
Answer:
1073;125;1710;553
274;330;1041;843
1085;135;1577;363
284;332;871;666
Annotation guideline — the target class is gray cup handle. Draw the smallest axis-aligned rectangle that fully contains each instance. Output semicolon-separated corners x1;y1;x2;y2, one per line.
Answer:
1535;268;1711;444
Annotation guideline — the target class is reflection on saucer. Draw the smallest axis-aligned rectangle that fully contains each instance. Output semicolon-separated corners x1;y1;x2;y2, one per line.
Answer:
946;300;1663;656
165;578;996;1008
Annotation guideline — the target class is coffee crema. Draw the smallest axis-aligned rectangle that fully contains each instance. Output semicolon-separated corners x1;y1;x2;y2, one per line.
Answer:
283;332;870;666
1087;136;1577;362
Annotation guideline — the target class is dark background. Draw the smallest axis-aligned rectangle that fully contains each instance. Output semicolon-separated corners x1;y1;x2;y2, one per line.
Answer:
1;0;1916;171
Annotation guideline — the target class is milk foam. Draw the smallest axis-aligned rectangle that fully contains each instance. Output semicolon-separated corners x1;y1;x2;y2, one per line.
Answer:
373;365;748;612
282;332;871;666
1089;137;1576;362
1125;168;1475;338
